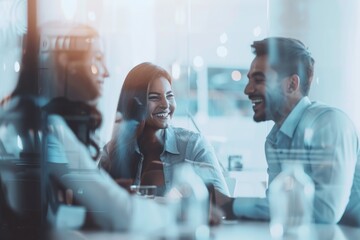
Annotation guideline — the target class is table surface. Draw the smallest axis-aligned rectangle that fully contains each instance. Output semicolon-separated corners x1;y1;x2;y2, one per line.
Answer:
227;170;267;197
50;220;360;240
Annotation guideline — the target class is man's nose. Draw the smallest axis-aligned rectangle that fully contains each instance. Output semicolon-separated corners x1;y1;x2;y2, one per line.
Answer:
244;82;253;95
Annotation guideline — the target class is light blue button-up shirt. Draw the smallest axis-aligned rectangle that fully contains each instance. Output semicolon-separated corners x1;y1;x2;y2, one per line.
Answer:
234;97;360;226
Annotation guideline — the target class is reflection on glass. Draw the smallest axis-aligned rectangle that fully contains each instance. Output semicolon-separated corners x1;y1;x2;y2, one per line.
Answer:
0;0;27;99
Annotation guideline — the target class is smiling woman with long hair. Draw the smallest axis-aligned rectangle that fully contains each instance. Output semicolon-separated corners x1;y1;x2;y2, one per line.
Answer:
99;62;229;196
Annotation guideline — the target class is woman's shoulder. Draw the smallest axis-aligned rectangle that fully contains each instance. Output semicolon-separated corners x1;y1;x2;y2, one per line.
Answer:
167;126;206;144
47;114;70;133
169;126;200;136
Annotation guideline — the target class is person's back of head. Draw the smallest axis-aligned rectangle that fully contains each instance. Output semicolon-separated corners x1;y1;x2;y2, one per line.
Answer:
251;37;315;96
39;21;108;104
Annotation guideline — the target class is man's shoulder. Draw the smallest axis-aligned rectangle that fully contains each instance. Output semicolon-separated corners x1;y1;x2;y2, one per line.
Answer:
304;101;353;126
308;101;333;111
306;101;345;117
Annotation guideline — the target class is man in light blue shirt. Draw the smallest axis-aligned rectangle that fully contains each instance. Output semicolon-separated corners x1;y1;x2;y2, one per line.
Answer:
219;37;360;226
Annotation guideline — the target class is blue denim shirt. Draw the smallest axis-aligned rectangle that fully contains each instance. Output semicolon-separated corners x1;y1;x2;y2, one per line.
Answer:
100;126;229;196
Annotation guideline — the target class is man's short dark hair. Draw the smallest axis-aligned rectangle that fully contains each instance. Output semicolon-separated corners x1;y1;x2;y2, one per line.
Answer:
251;37;315;95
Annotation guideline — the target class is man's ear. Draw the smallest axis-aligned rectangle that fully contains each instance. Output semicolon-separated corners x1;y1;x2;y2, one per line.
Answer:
287;74;300;93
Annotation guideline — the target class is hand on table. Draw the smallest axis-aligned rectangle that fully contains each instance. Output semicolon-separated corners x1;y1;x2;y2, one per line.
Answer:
214;189;236;220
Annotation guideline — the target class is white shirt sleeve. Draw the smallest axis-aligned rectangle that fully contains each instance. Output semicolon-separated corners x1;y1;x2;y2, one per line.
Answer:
47;115;173;232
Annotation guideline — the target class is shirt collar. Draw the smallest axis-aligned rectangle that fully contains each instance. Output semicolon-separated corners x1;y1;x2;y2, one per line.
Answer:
163;126;180;154
134;126;180;155
279;96;311;138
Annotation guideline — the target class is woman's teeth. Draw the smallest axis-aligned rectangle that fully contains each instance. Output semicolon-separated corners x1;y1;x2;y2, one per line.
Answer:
155;113;169;118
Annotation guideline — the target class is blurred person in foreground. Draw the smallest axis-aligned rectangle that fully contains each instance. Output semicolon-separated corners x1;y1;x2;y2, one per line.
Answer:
39;22;108;163
39;23;178;232
216;37;360;226
99;62;229;197
1;22;178;233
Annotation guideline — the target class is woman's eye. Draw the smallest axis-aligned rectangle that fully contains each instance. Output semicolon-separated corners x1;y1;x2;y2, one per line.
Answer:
148;95;160;101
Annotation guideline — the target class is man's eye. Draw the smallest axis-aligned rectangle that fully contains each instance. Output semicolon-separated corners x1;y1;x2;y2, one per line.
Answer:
254;77;265;84
167;93;174;99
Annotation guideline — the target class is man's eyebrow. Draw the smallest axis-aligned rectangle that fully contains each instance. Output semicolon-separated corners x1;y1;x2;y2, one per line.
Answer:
247;71;265;78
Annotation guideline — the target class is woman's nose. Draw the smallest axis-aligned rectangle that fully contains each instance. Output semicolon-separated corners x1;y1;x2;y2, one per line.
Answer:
102;64;110;78
160;97;170;108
